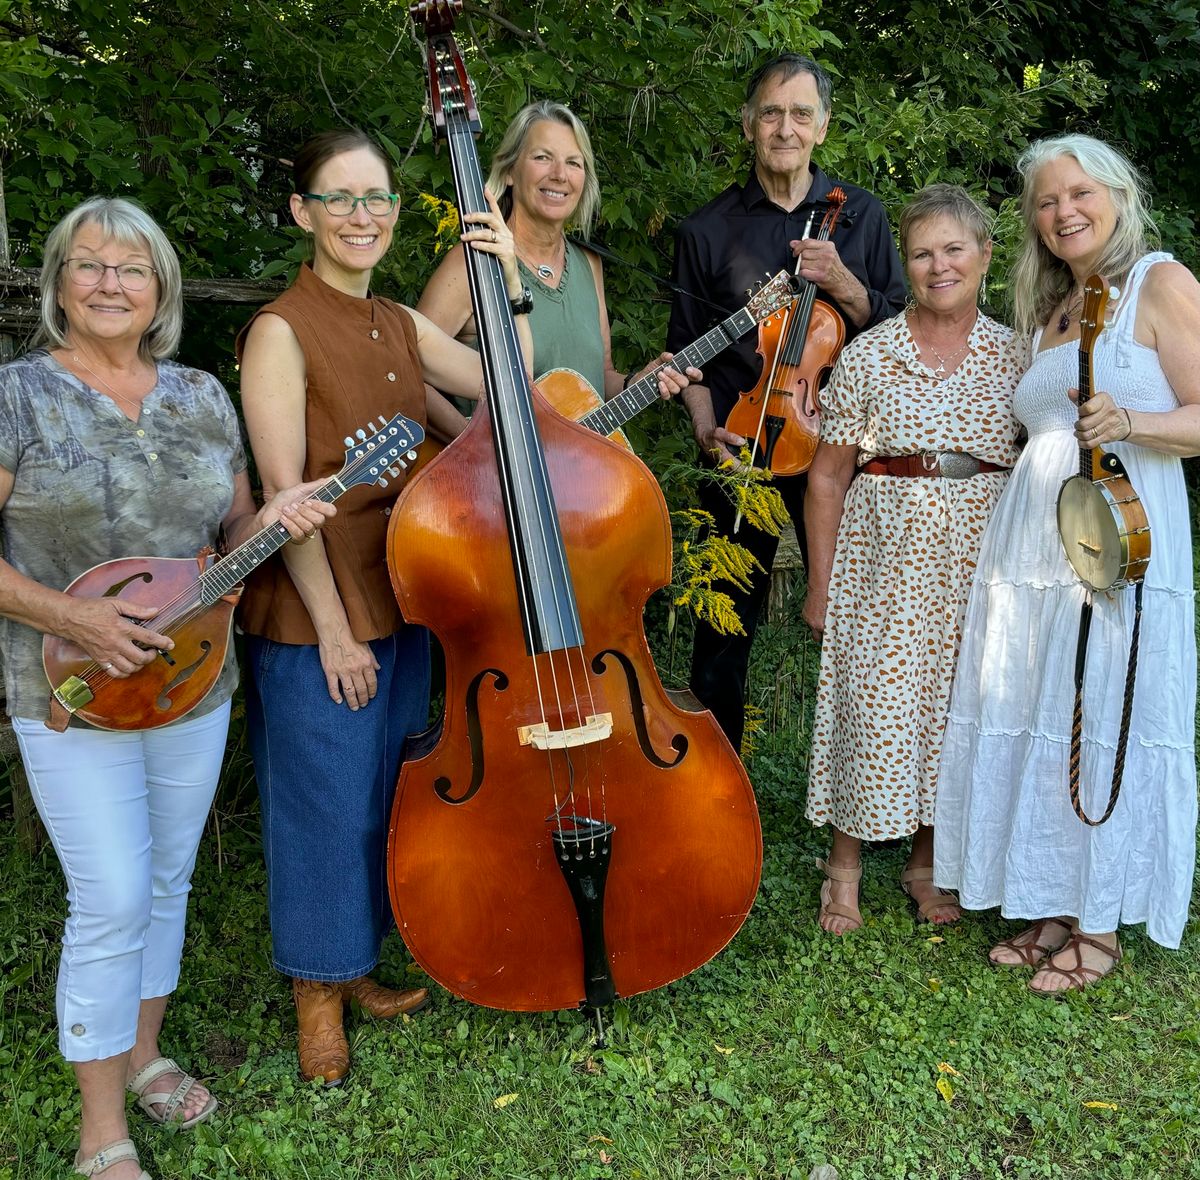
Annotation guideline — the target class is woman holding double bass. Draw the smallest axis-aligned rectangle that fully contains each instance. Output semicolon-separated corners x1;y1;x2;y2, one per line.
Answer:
236;128;532;1084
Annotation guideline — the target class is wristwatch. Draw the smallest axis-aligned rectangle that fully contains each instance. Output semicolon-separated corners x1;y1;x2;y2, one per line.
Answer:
509;286;534;316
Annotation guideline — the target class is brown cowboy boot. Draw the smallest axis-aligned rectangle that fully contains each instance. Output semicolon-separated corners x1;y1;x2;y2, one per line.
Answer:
343;976;430;1019
292;978;349;1085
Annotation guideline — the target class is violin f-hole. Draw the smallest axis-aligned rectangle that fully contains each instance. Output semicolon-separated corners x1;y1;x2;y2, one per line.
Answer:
592;649;687;768
434;667;508;804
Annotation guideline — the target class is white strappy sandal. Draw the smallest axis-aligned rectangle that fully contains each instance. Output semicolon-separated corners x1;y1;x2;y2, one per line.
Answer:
74;1138;151;1179
126;1056;218;1129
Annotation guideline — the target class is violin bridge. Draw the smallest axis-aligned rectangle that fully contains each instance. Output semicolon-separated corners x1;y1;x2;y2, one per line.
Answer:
518;713;613;750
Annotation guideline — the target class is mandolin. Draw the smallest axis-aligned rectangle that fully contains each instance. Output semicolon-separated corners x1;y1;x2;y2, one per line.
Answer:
43;413;423;732
1056;275;1151;591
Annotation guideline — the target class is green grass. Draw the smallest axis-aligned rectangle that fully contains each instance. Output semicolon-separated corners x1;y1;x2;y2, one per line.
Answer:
2;597;1199;1179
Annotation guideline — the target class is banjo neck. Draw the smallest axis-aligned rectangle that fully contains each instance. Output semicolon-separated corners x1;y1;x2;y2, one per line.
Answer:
1076;274;1110;481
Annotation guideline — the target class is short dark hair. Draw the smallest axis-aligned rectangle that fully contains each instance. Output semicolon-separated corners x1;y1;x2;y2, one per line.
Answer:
292;129;397;195
744;53;833;118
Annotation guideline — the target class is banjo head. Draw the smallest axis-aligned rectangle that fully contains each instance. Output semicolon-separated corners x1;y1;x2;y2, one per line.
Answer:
1058;474;1123;591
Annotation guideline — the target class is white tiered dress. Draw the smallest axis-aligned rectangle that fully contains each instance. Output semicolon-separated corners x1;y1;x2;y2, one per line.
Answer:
934;253;1197;949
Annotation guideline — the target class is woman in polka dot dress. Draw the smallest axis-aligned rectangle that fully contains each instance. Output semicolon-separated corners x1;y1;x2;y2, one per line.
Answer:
803;184;1025;934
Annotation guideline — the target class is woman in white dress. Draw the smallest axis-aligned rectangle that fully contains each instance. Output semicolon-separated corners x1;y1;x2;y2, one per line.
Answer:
935;134;1200;993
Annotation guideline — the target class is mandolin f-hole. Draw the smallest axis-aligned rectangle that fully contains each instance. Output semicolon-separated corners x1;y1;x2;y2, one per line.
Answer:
154;640;212;712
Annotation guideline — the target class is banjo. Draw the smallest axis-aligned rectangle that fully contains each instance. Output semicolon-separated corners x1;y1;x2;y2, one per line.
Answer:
1055;274;1149;827
1056;275;1151;590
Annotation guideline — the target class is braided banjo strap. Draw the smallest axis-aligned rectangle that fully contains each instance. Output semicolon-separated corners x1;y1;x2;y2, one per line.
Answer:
1068;581;1145;827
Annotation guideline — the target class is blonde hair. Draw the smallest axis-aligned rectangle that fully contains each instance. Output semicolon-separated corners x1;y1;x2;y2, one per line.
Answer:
898;183;994;256
1011;134;1158;334
35;196;182;361
486;101;600;237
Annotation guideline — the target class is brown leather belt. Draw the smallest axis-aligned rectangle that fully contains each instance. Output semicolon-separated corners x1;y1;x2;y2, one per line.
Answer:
861;453;1009;480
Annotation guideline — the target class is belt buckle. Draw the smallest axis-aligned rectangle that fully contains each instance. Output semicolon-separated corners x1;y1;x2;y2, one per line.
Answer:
937;452;981;480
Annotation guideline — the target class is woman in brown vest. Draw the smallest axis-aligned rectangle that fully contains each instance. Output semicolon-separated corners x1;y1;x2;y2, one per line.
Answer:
236;129;532;1085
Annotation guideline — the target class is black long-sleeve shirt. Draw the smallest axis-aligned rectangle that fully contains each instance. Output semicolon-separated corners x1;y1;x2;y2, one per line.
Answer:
667;164;907;422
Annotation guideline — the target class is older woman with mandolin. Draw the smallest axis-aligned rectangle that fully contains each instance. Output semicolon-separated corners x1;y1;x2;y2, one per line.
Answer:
0;197;331;1180
803;184;1024;935
935;134;1200;993
236;129;533;1086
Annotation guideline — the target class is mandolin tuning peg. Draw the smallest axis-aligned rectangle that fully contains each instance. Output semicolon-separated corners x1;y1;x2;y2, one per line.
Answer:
377;476;388;489
344;436;355;447
397;459;408;469
356;429;367;441
388;465;402;478
406;449;418;461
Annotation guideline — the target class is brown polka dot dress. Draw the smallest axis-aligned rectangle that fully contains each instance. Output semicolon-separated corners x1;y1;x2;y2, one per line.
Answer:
806;311;1025;841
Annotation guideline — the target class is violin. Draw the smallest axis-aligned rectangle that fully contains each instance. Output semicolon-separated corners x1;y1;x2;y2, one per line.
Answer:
43;413;424;732
386;0;762;1016
725;188;848;476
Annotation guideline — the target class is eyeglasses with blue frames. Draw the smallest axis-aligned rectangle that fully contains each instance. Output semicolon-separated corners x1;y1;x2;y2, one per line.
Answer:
301;192;400;216
63;258;158;292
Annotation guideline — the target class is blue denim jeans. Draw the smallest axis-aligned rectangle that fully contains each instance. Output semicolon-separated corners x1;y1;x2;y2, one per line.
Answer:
244;627;430;980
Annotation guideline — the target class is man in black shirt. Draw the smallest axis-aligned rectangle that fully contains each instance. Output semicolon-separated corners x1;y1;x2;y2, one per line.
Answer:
667;52;906;751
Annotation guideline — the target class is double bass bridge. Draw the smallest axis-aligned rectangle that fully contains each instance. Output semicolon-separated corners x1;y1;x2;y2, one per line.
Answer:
517;713;612;750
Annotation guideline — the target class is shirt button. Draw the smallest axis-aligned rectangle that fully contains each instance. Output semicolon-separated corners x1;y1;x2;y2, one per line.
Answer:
371;329;380;339
383;506;392;516
71;1023;86;1036
149;453;158;462
386;372;396;382
136;429;145;437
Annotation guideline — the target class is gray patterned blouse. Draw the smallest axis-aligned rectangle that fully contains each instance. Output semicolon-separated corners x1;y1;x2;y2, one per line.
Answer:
0;350;247;722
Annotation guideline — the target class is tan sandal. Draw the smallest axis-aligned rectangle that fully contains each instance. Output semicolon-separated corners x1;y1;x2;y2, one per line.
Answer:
816;857;862;935
126;1056;217;1129
1028;932;1122;996
988;918;1073;968
899;865;961;924
74;1138;151;1179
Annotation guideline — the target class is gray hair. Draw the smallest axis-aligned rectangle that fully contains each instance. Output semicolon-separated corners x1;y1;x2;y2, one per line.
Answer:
1011;134;1158;335
743;54;833;123
35;196;183;361
486;101;600;238
898;183;994;256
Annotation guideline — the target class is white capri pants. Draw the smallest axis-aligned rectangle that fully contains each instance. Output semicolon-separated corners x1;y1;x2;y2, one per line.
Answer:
14;701;230;1062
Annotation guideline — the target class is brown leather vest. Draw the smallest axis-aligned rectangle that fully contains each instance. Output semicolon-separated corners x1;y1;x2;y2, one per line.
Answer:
236;263;426;645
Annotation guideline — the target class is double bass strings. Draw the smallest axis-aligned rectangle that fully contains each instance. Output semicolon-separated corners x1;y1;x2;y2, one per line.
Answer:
439;65;608;837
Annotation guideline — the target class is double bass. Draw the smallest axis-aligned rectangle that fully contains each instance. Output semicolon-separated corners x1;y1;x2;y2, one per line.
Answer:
386;0;762;1016
725;190;848;476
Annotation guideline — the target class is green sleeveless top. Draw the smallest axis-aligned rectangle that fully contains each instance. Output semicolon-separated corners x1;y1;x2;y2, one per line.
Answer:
518;240;605;395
